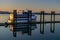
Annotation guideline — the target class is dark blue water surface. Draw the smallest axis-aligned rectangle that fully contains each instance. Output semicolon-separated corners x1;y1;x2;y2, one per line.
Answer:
0;23;60;40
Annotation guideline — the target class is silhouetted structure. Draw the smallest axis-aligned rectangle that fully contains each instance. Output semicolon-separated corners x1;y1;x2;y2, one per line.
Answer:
50;11;55;33
40;11;45;34
28;10;32;24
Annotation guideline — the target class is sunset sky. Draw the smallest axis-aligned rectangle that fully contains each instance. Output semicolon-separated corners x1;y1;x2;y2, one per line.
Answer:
0;0;60;12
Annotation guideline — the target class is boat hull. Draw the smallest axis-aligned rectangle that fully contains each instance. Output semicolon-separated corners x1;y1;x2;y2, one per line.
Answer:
13;15;36;23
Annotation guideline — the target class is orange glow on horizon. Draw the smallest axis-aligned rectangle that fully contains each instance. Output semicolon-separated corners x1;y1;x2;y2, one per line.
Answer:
0;8;60;13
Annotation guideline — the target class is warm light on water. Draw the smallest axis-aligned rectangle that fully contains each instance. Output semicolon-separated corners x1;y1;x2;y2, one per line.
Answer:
9;25;13;31
7;13;14;23
7;19;12;23
8;25;23;35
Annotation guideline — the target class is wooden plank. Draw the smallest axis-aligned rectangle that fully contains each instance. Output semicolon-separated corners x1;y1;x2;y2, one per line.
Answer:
14;16;29;18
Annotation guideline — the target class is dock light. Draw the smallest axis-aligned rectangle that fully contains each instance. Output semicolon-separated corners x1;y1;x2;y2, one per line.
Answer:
9;13;14;20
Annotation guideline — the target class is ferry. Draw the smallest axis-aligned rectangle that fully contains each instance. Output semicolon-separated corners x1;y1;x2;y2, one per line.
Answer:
7;11;37;23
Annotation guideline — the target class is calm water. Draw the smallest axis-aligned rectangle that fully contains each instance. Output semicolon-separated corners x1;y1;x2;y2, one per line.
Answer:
0;14;60;40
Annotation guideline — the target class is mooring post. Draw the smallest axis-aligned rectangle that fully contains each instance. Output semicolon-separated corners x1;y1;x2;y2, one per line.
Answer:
13;10;17;18
40;11;44;34
28;10;29;24
13;10;17;24
50;11;53;32
28;10;32;24
40;12;42;25
28;10;32;35
42;11;44;26
53;11;55;33
51;11;53;23
53;11;55;22
53;11;55;32
50;11;55;33
40;11;42;34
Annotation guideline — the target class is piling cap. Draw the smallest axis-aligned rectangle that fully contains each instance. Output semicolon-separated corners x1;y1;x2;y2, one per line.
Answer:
28;10;32;13
13;10;17;13
13;10;17;12
41;11;44;14
13;10;17;14
51;11;55;14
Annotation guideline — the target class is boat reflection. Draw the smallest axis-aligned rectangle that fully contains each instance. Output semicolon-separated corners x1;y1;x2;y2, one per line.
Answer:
8;24;37;37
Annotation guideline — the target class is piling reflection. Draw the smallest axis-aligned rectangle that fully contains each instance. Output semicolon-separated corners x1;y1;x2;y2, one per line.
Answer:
40;23;55;34
40;24;44;34
8;24;37;37
50;22;55;33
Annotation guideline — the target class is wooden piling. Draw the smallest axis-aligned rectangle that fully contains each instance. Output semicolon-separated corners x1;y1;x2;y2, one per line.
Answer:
40;12;42;26
40;11;44;34
28;10;32;24
51;11;53;23
50;11;53;32
52;11;55;33
27;10;32;36
50;11;55;33
53;11;55;32
13;10;17;24
53;11;55;22
42;11;44;26
13;10;17;18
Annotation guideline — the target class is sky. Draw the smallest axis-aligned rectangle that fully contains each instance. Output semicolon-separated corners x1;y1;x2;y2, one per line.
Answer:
0;0;60;12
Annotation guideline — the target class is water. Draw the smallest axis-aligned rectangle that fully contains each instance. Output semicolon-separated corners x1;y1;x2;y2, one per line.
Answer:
0;14;9;23
0;14;60;40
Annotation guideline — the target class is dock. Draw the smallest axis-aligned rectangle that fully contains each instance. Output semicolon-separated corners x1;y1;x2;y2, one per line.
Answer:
0;21;60;26
0;10;60;26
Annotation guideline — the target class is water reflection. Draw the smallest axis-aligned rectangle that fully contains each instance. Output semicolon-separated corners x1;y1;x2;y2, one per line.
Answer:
40;23;55;34
0;22;57;40
8;24;37;37
40;24;44;34
5;22;55;37
50;23;55;33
